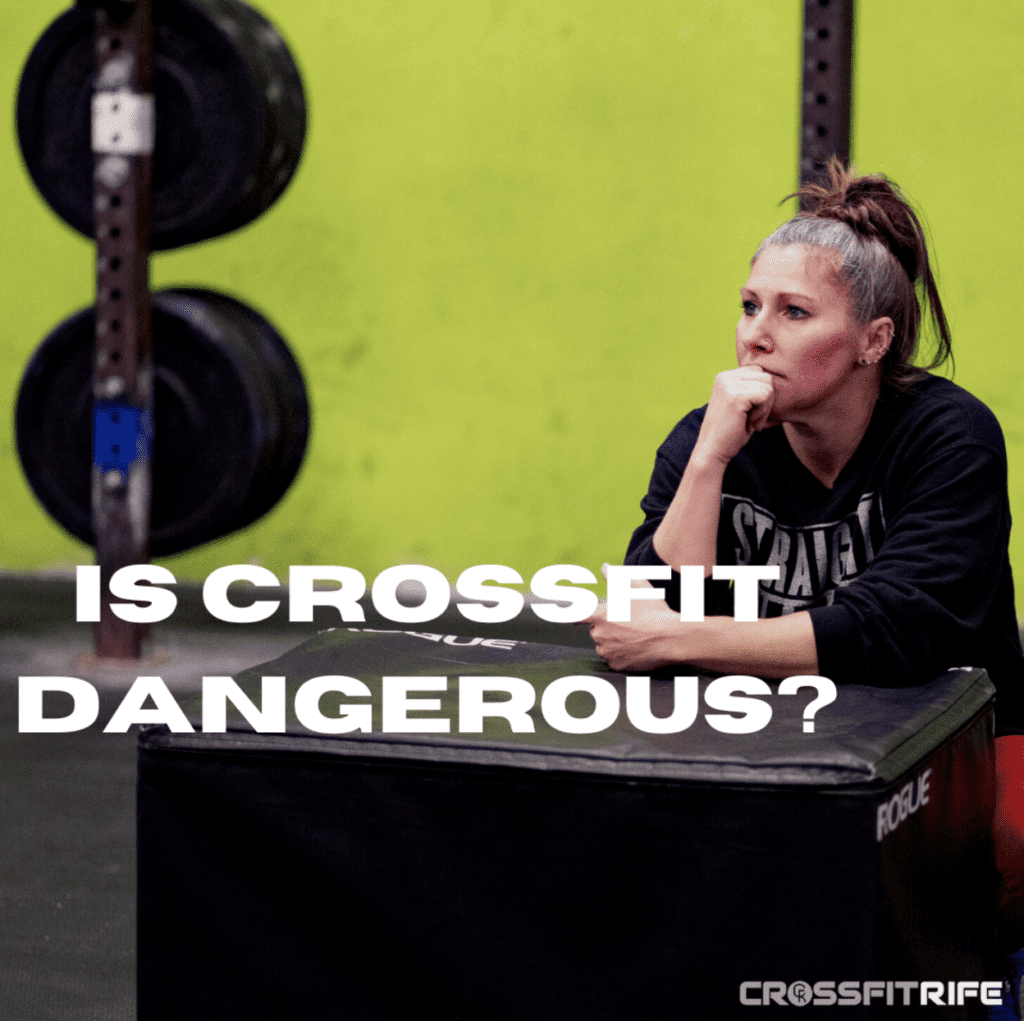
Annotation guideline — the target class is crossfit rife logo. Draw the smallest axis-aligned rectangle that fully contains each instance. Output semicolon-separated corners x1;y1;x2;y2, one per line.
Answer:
739;979;1004;1008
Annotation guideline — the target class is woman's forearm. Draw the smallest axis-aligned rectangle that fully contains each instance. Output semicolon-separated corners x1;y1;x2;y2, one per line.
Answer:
652;453;727;575
669;612;819;679
651;368;776;573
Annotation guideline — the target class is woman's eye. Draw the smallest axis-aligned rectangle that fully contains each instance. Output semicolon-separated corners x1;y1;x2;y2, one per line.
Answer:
787;305;809;318
741;300;758;315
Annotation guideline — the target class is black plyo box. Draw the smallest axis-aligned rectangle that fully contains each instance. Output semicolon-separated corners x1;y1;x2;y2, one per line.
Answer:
137;629;998;1019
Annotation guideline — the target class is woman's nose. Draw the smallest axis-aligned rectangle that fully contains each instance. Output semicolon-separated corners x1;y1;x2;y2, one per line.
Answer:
742;315;773;353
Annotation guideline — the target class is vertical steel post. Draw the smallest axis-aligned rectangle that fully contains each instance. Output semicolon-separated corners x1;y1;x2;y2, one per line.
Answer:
799;0;854;205
91;0;154;658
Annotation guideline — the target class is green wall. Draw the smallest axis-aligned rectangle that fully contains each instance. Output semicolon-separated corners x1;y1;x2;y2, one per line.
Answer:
3;1;1023;598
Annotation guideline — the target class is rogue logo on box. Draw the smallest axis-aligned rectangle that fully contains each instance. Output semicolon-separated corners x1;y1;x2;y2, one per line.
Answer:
876;767;932;842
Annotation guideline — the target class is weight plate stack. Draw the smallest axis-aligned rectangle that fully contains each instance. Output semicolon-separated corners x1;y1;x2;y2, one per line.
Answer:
17;0;306;250
16;289;310;556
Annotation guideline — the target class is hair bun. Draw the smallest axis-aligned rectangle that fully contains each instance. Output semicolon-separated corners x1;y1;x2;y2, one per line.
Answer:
794;159;923;283
818;200;882;238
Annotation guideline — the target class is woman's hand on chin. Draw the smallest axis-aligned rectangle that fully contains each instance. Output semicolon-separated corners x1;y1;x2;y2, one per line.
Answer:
695;366;776;467
585;599;683;673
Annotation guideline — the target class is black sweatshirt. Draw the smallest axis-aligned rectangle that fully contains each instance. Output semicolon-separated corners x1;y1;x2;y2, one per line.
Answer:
624;375;1024;733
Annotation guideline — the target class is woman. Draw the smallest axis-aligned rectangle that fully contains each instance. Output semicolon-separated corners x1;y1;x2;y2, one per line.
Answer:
586;161;1024;1014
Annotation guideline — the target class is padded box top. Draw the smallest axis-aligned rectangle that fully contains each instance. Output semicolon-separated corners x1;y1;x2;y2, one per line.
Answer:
146;626;995;787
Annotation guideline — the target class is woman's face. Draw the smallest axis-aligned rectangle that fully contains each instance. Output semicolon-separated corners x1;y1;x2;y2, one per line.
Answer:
736;243;872;420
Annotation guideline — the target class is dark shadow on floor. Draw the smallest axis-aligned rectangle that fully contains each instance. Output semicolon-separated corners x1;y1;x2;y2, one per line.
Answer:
0;574;313;1021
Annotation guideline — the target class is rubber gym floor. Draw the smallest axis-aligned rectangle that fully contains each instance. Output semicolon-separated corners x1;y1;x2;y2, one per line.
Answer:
0;573;314;1021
